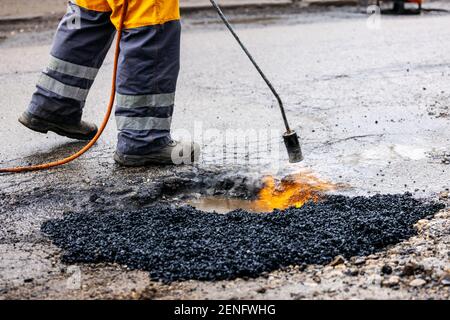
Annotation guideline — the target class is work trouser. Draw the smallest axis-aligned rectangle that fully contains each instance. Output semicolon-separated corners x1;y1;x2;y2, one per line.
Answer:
27;0;181;155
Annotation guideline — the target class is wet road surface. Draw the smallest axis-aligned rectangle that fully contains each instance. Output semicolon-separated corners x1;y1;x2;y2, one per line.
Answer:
0;5;449;299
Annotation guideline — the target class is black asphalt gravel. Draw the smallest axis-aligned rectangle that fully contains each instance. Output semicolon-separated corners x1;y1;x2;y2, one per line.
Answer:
41;193;444;282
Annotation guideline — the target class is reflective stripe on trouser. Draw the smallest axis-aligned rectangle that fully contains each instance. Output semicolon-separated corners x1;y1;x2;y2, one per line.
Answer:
115;20;181;156
27;2;116;124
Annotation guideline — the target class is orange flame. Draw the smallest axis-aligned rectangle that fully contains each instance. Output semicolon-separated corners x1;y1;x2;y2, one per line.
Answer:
255;172;337;211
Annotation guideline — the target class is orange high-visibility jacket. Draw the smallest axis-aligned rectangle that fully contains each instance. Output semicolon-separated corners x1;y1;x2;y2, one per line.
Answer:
74;0;180;29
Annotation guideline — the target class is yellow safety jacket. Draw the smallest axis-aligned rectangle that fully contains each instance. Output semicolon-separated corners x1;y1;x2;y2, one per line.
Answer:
73;0;180;29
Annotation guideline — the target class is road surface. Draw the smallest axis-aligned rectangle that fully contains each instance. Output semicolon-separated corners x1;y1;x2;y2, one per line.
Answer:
0;4;449;299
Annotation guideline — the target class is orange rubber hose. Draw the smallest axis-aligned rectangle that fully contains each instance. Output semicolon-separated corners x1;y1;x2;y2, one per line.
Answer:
0;1;128;174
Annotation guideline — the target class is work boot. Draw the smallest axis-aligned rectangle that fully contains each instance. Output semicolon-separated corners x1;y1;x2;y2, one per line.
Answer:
18;112;98;141
114;140;200;166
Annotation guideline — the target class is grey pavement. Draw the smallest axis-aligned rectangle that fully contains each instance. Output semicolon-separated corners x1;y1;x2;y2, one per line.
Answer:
0;4;449;299
1;6;449;195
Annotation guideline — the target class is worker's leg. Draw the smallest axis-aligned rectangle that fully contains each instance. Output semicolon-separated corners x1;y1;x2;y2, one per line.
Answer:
26;0;116;125
109;0;184;157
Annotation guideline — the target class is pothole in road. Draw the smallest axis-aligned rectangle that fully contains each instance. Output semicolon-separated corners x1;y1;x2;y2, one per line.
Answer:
187;196;263;214
40;168;445;283
186;171;339;213
9;163;440;284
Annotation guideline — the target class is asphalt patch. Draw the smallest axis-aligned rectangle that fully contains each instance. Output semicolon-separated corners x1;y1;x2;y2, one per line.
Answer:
41;193;444;282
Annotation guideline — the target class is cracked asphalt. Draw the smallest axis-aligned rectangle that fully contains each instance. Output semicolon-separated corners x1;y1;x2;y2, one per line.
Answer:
0;3;449;299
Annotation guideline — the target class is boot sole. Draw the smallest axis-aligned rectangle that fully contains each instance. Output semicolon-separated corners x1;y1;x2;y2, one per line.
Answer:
114;150;198;167
114;152;174;166
18;113;96;141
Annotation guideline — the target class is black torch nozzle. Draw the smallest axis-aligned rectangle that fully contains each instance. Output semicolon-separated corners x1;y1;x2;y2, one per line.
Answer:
283;130;303;163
